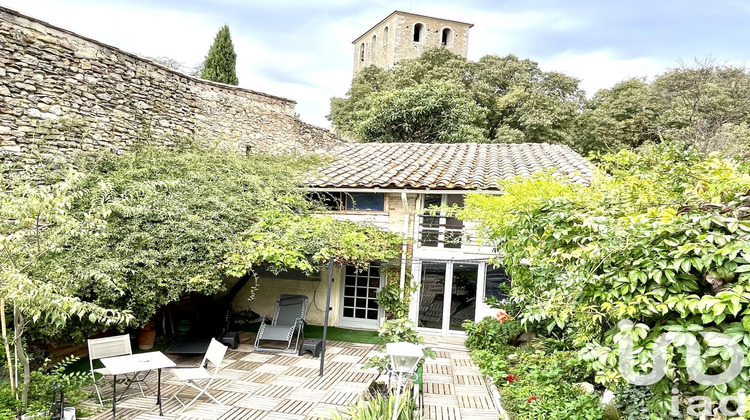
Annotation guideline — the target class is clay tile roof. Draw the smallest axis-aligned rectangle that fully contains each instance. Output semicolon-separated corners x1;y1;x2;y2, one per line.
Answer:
306;143;593;191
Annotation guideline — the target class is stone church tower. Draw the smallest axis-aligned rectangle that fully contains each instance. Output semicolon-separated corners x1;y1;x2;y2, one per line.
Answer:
352;11;473;75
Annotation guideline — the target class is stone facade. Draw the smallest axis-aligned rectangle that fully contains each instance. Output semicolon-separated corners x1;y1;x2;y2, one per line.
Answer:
352;11;472;75
0;6;344;165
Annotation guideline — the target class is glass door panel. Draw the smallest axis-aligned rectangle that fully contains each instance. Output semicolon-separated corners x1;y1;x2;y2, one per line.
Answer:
418;262;446;330
449;263;478;331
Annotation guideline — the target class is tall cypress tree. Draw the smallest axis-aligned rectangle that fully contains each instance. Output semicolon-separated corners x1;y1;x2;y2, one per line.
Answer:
200;25;239;85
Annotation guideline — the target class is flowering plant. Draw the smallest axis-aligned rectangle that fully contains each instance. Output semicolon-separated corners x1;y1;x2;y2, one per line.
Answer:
505;374;518;383
526;395;539;403
495;309;512;323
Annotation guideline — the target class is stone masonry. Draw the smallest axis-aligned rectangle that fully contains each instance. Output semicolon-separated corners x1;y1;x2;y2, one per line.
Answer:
352;11;472;74
0;6;345;165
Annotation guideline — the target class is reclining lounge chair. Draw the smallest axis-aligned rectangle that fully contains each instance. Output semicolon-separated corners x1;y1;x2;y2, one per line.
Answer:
254;294;308;353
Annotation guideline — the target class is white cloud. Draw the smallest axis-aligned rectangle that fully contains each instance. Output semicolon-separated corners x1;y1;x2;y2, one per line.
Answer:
540;49;668;95
2;0;219;66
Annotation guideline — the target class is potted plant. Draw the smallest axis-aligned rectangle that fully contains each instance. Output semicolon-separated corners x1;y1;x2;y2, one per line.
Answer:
137;321;156;350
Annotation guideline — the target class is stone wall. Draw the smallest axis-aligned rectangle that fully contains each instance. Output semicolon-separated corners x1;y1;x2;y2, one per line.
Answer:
0;6;344;165
352;11;472;74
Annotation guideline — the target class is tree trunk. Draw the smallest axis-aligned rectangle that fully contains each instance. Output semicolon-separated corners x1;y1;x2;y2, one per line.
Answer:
0;299;15;393
14;305;30;408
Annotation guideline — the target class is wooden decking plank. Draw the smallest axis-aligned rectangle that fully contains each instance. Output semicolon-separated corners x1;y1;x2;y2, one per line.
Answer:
235;394;282;411
457;394;493;409
274;398;317;415
216;407;267;420
321;390;359;405
423;382;454;395
75;334;501;420
226;360;263;371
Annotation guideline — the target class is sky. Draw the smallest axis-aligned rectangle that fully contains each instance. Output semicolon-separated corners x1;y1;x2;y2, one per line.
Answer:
2;0;750;128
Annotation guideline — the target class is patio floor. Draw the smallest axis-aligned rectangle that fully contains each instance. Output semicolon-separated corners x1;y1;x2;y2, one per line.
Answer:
83;332;500;420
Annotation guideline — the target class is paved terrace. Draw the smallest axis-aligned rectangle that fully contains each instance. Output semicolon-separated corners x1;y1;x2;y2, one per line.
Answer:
85;332;500;420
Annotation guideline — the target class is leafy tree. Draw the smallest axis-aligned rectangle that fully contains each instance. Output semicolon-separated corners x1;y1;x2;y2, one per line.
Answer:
200;25;239;85
574;78;665;154
460;143;750;417
330;48;584;144
653;61;750;157
29;145;402;331
50;146;316;326
2;145;404;413
328;65;390;139
353;82;486;143
579;61;750;157
0;171;132;411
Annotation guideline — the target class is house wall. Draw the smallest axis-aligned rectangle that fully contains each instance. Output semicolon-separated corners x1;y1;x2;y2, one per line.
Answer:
232;267;342;327
0;6;344;165
352;12;471;75
233;190;498;331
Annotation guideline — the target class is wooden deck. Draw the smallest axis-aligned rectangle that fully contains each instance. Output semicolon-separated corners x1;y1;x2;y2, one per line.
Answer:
83;332;500;420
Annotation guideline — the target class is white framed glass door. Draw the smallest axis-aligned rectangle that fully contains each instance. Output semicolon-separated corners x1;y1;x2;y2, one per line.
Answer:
339;264;383;329
415;261;480;334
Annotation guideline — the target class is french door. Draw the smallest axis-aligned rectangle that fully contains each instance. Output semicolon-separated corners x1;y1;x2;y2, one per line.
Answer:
416;261;479;334
339;264;383;329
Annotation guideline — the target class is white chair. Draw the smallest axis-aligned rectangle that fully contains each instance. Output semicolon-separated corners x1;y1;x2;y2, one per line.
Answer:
87;334;148;405
168;338;228;413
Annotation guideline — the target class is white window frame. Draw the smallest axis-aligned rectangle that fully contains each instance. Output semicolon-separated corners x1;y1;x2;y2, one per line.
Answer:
339;264;385;329
410;260;486;336
418;194;464;249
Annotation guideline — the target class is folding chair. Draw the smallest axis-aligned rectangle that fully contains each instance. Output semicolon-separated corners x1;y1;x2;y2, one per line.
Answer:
254;294;308;353
87;334;149;405
168;338;228;413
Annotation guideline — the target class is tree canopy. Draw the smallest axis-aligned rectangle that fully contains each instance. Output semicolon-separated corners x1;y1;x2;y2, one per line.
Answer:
575;61;750;157
331;50;750;160
4;145;404;333
200;25;239;85
352;81;486;143
329;48;584;145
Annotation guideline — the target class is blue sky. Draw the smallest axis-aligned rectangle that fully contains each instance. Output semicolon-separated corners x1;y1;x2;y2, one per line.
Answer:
2;0;749;127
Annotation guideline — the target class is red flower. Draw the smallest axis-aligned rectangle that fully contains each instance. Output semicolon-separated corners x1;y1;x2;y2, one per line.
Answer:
505;374;518;383
526;395;539;403
495;310;512;323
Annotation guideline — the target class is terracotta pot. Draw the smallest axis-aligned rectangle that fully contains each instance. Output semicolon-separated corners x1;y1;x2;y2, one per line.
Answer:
137;323;156;350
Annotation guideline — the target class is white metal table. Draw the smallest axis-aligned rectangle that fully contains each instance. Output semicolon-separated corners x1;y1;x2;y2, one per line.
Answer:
100;351;176;418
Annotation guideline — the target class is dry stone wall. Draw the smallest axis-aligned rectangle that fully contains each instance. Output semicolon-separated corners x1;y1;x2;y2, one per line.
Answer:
0;6;344;165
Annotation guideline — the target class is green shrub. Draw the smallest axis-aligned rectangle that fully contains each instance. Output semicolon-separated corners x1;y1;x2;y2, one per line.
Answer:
463;317;524;352
501;381;601;420
376;278;417;319
615;384;652;420
470;347;516;380
0;384;21;419
0;356;90;418
331;390;423;420
470;343;600;420
364;318;436;371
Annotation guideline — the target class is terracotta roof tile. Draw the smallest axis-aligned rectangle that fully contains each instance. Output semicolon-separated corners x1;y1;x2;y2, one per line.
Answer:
306;143;593;190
